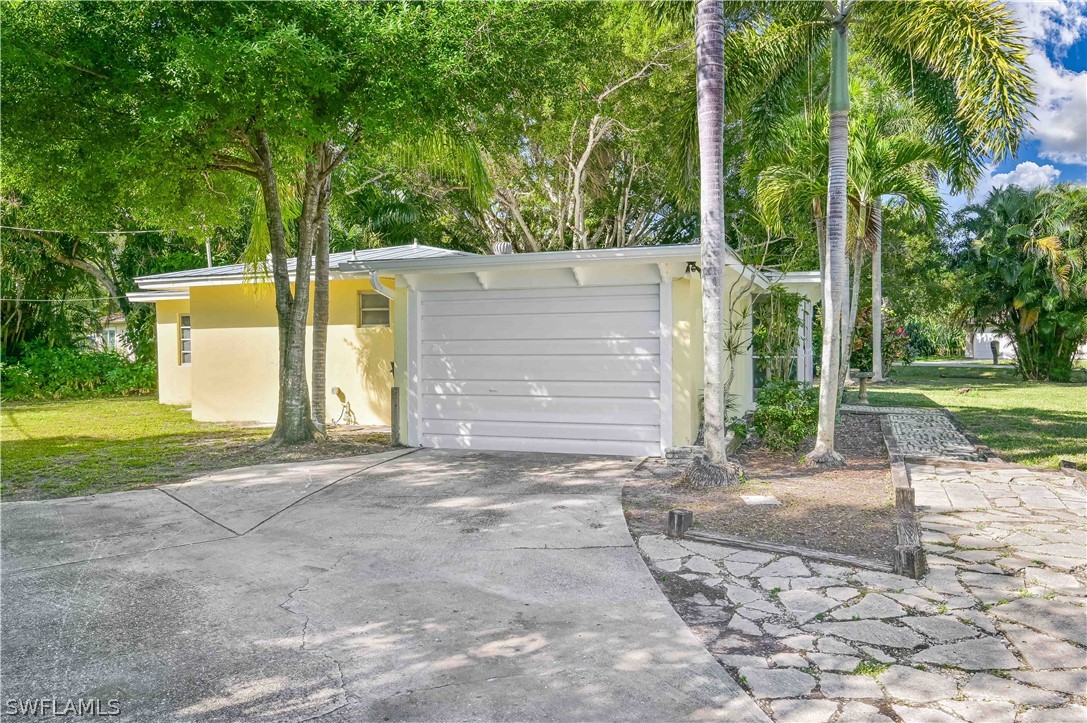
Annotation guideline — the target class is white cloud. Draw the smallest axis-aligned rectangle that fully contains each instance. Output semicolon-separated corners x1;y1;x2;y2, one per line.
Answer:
986;160;1063;190
1010;1;1087;164
946;161;1062;211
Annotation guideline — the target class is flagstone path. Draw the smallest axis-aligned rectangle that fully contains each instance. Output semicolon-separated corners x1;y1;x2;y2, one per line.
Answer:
636;408;1087;722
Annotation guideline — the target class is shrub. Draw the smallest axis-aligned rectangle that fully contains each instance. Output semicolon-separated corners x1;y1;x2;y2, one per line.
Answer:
0;344;156;400
751;381;819;450
853;306;912;371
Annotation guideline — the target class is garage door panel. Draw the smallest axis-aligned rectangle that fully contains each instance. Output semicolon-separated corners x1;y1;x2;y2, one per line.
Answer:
421;285;658;302
421;434;657;457
421;294;659;317
422;338;660;357
416;283;662;456
421;311;659;341
422;419;659;442
422;380;660;399
421;354;660;382
422;394;660;426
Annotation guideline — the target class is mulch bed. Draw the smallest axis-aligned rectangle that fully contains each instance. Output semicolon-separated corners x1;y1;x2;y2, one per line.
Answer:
623;412;896;562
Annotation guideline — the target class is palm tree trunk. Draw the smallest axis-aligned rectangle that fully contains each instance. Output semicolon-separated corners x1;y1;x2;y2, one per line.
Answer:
808;20;848;468
311;167;332;435
696;0;727;464
838;242;864;407
871;198;884;381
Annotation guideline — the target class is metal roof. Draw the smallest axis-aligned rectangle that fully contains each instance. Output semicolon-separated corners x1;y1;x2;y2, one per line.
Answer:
135;243;471;289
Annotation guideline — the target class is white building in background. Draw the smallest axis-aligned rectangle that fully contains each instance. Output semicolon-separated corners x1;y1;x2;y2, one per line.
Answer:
88;312;134;360
967;328;1087;361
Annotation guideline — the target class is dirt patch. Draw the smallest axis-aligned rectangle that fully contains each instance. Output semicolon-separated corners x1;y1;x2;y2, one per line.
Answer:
623;413;895;562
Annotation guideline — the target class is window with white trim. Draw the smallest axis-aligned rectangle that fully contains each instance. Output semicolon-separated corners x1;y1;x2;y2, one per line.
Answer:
179;315;192;365
359;293;390;327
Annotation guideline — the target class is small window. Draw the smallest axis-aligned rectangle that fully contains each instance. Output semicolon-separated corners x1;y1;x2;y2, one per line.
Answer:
179;315;192;365
104;329;117;350
359;293;390;327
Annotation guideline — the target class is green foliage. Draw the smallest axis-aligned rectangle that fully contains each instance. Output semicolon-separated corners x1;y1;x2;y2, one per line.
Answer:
903;318;965;359
853;306;911;371
751;381;819;450
956;184;1087;382
1;344;155;400
752;285;805;383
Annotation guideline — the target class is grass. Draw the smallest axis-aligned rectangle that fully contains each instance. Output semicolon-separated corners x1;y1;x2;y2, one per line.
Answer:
1;396;390;500
865;364;1087;469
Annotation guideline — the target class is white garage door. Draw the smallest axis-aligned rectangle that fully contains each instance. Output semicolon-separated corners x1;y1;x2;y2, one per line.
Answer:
417;284;663;456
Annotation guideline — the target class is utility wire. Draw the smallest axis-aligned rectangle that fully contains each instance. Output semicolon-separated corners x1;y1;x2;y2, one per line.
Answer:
0;296;128;303
1;225;166;235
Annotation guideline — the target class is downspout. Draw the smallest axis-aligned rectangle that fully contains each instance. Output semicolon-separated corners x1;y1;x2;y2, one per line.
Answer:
368;270;395;299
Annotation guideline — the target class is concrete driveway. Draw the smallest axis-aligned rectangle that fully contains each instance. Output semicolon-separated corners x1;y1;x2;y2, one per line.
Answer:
1;449;767;722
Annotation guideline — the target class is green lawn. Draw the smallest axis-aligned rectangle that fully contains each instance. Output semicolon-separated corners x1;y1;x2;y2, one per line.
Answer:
1;396;390;500
865;364;1087;469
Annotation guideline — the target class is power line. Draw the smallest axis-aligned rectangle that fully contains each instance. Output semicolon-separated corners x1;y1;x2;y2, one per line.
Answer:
1;225;166;235
0;296;127;303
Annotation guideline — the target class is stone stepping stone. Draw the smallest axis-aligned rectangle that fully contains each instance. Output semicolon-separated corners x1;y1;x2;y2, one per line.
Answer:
684;555;720;574
817;637;858;655
778;589;837;624
717;653;768;668
912;636;1019;670
678;540;743;559
961;672;1064;706
1001;623;1087;670
992;596;1087;646
769;652;808;668
637;534;687;560
1010;669;1087;696
819;673;883;699
738;667;816;698
901;615;981;642
810;621;925;649
830;594;907;620
727;614;761;636
753;555;811;578
808;652;860;671
877;664;958;703
780;634;817;650
741;494;781;505
837;702;892;722
721;559;760;577
769;699;838;723
938;700;1016;723
828;586;861;602
1019;706;1087;723
893;705;964;723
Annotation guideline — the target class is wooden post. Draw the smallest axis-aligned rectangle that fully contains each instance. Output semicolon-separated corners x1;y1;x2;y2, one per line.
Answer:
390;386;401;446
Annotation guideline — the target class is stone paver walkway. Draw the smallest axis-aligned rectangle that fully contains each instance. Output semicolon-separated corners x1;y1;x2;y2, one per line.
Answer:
637;409;1087;722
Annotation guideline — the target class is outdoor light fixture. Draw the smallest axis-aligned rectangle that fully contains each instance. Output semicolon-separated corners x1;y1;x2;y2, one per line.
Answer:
331;386;345;403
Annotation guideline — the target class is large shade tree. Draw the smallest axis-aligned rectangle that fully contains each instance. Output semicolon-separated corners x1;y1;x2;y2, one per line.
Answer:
732;0;1033;465
3;1;593;443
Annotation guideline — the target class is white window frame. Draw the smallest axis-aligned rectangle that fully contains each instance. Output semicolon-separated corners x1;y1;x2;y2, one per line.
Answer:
179;314;192;365
358;292;391;328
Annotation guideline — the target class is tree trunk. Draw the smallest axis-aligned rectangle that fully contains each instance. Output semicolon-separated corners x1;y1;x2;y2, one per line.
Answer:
695;0;728;465
808;20;848;468
871;198;884;381
837;242;864;407
253;132;318;445
311;159;332;435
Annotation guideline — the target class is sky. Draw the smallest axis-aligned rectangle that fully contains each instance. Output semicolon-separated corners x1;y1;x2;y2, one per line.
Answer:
946;0;1087;209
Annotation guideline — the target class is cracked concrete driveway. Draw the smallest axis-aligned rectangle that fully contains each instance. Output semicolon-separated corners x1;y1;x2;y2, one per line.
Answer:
1;449;767;722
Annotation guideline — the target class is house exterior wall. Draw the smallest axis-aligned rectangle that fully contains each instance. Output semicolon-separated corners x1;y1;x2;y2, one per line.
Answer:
155;299;192;405
671;274;704;447
177;278;393;425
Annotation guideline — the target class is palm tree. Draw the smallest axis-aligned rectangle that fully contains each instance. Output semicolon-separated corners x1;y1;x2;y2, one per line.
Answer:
958;184;1087;381
695;0;729;468
734;0;1033;465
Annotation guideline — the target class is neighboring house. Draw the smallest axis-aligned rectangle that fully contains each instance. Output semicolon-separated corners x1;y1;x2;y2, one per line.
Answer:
88;312;134;360
131;242;819;457
966;329;1087;361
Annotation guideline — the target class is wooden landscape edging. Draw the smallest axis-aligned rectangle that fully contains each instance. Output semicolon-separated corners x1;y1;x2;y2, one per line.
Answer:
878;414;928;580
680;529;894;573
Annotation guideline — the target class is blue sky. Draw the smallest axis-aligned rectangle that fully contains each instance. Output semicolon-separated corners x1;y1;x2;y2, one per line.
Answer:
948;1;1087;209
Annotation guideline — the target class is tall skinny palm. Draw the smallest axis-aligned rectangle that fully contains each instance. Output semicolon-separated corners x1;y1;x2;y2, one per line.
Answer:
735;0;1033;465
695;0;729;466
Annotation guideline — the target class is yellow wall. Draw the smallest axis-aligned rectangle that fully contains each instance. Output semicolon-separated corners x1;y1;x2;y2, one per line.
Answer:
171;278;393;425
155;299;192;405
669;269;757;448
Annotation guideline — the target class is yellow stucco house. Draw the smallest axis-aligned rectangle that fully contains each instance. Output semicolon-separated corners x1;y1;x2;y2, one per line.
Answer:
131;243;819;457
